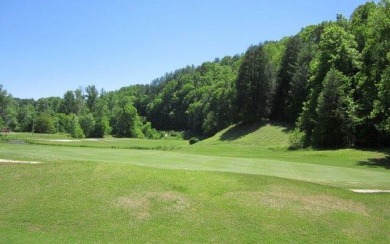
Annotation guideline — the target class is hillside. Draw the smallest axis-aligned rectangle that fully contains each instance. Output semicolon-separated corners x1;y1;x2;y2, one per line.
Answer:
180;122;291;156
180;122;390;171
199;122;291;147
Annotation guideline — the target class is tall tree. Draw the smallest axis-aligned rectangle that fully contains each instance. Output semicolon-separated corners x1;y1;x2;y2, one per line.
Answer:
271;35;303;121
298;23;361;143
285;42;314;123
354;0;390;146
85;85;99;113
236;44;276;122
17;103;36;132
312;68;355;147
0;85;19;131
111;97;143;138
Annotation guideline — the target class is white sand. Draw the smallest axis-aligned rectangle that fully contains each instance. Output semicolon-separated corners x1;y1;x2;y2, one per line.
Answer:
351;189;390;193
49;139;80;142
49;139;102;142
0;159;43;164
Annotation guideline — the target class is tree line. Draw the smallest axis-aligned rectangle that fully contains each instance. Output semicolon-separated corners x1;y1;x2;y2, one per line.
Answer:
1;1;389;148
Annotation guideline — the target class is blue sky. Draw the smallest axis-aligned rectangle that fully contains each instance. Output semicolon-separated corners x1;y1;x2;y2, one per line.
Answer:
0;0;372;99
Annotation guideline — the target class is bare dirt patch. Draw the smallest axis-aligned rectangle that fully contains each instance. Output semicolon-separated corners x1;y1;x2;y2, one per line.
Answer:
27;224;44;232
114;191;189;220
0;159;43;164
226;185;368;216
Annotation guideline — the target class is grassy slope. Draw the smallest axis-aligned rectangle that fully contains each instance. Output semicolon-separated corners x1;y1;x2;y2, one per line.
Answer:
182;122;389;168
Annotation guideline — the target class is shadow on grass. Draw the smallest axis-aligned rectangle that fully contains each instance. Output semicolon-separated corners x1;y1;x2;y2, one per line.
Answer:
219;121;293;141
220;123;263;141
357;156;390;169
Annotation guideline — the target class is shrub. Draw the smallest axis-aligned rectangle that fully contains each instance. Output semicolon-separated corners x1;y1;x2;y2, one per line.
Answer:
288;129;306;150
93;117;110;138
189;137;199;145
142;122;160;139
34;113;56;134
70;115;85;139
80;113;96;138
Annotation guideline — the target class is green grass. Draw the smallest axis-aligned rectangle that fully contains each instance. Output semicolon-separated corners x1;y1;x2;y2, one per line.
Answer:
182;122;292;157
2;132;188;150
182;122;390;169
204;122;292;147
1;161;390;243
1;123;390;242
1;142;389;189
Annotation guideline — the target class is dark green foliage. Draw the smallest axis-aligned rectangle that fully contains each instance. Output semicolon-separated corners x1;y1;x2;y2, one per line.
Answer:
350;2;377;52
312;69;355;148
0;85;19;131
93;116;110;138
34;113;56;134
199;64;238;135
56;113;72;133
298;23;361;146
189;137;199;145
371;53;390;145
80;113;96;138
85;85;98;113
36;97;62;116
285;43;313;122
353;0;390;146
111;97;143;138
70;114;85;139
288;129;306;150
60;90;77;115
146;57;240;135
236;44;276;122
271;36;303;121
17;103;35;132
142;122;160;139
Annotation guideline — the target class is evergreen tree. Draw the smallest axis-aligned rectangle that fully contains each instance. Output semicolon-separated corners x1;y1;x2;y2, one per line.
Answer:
236;44;276;122
286;42;314;123
312;68;355;147
271;35;303;121
298;23;360;143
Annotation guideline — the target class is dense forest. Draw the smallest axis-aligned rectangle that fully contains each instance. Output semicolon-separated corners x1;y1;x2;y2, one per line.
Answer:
1;1;389;148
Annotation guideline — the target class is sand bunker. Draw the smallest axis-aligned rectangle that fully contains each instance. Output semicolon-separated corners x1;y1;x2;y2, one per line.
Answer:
351;189;390;193
49;139;80;142
0;159;43;164
48;139;102;142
